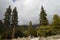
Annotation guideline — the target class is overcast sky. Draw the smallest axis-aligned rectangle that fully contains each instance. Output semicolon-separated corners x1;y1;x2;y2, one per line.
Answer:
0;0;60;25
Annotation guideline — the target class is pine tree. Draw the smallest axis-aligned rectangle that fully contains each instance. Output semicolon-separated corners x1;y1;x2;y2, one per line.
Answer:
40;6;48;26
28;21;33;36
4;5;11;39
11;7;18;39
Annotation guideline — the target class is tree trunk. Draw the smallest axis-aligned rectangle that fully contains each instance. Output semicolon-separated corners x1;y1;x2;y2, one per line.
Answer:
11;26;15;39
5;25;8;39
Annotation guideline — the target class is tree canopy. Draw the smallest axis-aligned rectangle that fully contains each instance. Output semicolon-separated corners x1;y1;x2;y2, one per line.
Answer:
40;6;48;26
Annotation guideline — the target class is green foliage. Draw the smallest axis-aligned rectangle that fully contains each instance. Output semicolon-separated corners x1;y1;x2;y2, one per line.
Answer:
32;29;37;37
14;28;24;38
40;6;48;26
12;7;18;26
51;14;60;35
28;21;33;36
4;5;11;27
51;26;60;35
4;5;12;39
52;14;60;26
23;31;29;37
1;5;60;39
11;7;18;39
0;20;5;39
0;20;4;34
37;25;55;37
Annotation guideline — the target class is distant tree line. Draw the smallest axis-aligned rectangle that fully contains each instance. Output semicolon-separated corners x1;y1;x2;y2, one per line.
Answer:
0;5;60;39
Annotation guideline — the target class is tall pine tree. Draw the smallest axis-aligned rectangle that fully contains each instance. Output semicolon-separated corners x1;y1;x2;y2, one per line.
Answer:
11;7;18;39
40;6;48;26
28;21;33;36
4;5;11;39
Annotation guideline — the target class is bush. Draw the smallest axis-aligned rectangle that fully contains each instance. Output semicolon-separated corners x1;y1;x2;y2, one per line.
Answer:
37;25;55;37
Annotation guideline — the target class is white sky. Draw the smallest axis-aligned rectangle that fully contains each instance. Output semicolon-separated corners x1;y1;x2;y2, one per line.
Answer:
0;0;60;25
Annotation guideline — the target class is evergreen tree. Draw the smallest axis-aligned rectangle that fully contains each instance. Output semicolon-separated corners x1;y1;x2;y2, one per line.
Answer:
52;14;60;35
11;7;18;39
40;6;48;26
52;14;60;26
28;21;33;36
4;5;11;39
